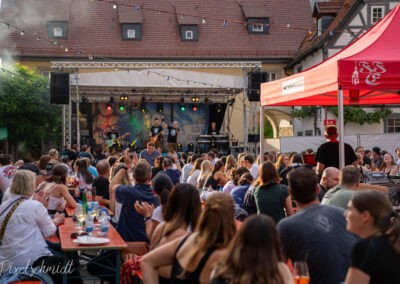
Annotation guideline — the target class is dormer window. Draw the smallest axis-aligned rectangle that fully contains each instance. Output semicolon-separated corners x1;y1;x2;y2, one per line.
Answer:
121;24;141;40
247;18;269;34
181;25;198;41
47;21;68;39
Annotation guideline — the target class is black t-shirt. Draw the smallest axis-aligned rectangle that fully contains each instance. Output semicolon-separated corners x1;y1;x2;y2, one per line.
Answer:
167;126;178;143
209;128;219;135
315;141;357;169
350;236;400;284
106;131;119;140
92;176;109;200
278;204;357;284
150;125;163;137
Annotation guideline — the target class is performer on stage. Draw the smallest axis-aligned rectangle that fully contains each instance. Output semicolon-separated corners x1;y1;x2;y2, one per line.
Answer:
209;121;219;135
149;117;164;151
162;117;180;153
209;121;219;148
103;125;120;153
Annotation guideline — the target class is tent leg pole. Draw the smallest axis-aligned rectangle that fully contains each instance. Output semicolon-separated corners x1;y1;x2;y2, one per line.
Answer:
338;87;345;169
260;106;265;163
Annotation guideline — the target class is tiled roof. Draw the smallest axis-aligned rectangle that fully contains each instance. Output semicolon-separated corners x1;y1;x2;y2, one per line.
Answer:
313;0;344;17
118;6;143;23
175;3;199;25
239;1;269;18
0;0;313;60
288;0;360;67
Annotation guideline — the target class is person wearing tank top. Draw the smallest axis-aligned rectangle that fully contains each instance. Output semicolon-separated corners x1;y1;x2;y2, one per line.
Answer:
141;193;236;284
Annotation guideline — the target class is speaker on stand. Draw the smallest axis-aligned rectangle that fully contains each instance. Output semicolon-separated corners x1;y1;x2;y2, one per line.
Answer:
50;72;70;104
247;71;268;101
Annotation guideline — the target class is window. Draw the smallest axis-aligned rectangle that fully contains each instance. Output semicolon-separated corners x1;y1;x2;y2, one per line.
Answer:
185;30;193;40
370;5;385;25
47;21;68;39
127;29;136;39
121;24;141;40
247;18;269;34
252;24;264;32
53;27;63;37
180;25;198;41
269;72;278;81
386;117;400;133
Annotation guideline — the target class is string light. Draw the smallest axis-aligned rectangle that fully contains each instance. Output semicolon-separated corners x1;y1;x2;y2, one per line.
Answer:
201;17;207;24
112;3;117;9
223;20;228;27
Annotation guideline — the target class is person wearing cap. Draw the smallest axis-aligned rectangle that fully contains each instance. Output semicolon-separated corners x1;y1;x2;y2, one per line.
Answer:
370;146;383;171
315;125;357;176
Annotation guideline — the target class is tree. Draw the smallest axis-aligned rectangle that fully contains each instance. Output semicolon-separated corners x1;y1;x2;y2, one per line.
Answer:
0;64;62;160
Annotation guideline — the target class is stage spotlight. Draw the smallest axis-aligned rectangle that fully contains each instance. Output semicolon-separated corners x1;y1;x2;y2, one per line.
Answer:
216;103;222;113
119;103;125;111
141;96;146;113
191;96;199;102
188;143;194;152
177;143;183;152
180;97;186;111
120;95;128;101
192;104;198;111
157;103;163;113
107;97;114;111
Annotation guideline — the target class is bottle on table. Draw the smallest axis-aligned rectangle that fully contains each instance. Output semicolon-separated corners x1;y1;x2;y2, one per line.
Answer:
99;208;109;237
82;188;88;214
85;208;94;237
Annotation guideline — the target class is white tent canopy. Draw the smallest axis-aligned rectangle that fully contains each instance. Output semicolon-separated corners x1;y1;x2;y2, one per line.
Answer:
70;69;245;89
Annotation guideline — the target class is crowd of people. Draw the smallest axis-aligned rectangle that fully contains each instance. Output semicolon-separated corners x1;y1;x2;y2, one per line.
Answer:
0;125;400;283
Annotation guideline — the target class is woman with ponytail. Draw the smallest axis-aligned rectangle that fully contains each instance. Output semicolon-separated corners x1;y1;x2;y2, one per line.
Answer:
345;190;400;284
141;192;236;284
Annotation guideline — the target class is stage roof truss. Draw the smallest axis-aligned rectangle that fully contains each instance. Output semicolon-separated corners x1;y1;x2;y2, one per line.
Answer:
51;61;262;70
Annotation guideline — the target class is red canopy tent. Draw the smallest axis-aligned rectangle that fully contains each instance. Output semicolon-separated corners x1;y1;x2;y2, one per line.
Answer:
260;3;400;167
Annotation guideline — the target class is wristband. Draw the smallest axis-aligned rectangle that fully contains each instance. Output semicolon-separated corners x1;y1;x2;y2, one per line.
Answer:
144;216;152;223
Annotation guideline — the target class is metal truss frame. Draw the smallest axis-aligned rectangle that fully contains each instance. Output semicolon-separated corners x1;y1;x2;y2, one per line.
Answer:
51;61;262;69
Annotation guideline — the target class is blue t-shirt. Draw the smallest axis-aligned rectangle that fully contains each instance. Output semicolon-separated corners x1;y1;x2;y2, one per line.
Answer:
164;169;181;185
115;183;160;242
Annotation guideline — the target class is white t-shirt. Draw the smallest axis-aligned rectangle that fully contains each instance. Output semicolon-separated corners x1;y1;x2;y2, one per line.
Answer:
250;163;259;179
0;195;55;270
187;170;200;187
151;205;163;223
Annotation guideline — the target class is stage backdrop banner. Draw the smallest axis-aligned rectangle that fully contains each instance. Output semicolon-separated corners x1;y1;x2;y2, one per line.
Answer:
92;102;209;152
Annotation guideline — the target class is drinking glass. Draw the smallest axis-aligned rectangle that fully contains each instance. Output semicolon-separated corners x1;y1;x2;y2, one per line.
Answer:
74;205;85;233
293;261;310;284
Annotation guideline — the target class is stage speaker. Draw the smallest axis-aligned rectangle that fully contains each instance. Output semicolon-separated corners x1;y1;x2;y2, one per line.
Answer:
50;72;70;104
248;134;260;143
247;71;268;101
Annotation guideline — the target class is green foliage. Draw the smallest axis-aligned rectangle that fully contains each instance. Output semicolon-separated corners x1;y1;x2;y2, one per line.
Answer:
291;106;391;125
264;119;273;138
291;106;316;120
328;106;391;125
0;64;62;158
